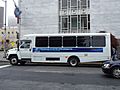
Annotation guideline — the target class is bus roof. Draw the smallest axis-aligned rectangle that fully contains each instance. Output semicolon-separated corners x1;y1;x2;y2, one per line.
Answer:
24;33;110;37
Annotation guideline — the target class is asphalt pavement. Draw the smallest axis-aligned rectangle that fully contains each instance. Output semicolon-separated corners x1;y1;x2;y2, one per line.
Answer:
0;51;120;90
0;64;120;90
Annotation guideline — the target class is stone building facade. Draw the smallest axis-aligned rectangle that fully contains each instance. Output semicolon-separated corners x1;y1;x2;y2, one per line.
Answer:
19;0;120;38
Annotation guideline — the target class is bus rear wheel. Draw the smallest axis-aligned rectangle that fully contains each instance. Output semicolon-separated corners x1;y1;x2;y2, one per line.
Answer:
68;57;79;67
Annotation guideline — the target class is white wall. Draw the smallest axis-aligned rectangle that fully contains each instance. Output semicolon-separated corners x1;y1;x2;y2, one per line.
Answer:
20;0;58;37
20;0;120;38
91;0;120;38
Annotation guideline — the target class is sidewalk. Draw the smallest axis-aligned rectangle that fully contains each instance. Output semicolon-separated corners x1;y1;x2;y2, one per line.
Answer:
0;51;8;62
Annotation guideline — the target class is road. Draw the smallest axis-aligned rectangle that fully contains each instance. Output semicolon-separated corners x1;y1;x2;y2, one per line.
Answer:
0;62;119;90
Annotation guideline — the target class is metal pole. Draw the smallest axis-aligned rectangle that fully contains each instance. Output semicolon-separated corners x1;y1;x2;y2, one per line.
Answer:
18;17;21;51
18;0;21;51
3;0;7;58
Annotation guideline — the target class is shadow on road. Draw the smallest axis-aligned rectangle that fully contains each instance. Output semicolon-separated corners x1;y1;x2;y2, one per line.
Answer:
14;62;102;68
101;74;116;79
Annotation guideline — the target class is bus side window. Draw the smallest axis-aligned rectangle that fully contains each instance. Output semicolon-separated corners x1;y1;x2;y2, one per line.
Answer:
49;36;62;47
63;36;76;47
36;37;48;47
77;36;90;47
92;36;106;47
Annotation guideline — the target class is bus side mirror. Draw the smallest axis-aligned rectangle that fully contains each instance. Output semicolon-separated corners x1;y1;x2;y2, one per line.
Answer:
17;41;19;51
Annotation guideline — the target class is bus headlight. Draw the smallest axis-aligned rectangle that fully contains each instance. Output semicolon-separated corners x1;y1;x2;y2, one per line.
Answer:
6;50;9;58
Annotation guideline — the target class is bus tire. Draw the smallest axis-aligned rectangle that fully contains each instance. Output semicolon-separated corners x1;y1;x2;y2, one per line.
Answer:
68;57;79;67
10;56;18;65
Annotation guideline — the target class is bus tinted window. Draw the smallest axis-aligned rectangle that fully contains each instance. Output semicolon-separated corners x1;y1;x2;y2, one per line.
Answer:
49;37;62;47
63;36;76;47
77;36;90;47
92;36;105;47
36;37;48;47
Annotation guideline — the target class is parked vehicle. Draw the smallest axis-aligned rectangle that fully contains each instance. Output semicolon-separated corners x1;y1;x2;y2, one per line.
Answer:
102;60;120;78
6;33;111;66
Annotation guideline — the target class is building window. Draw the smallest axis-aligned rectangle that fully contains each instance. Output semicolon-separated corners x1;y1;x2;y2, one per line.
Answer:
79;14;90;32
62;0;67;9
81;15;87;31
78;0;90;9
60;0;90;9
59;0;90;33
62;16;68;30
88;0;90;8
71;0;77;9
71;15;77;30
88;14;90;29
81;0;87;9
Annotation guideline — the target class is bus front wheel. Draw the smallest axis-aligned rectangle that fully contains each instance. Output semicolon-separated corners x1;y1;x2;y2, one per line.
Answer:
10;56;18;65
68;57;79;67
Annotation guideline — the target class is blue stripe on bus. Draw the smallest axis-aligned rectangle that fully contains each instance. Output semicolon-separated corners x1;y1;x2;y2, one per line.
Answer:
32;48;103;52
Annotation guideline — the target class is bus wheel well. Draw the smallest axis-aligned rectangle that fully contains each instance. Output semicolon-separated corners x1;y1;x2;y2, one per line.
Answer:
67;56;80;62
8;54;18;60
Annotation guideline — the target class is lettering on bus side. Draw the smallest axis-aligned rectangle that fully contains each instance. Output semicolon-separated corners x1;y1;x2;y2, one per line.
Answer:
32;48;103;53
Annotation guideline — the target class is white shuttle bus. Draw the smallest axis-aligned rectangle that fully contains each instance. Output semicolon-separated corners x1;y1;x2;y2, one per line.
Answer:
6;33;111;66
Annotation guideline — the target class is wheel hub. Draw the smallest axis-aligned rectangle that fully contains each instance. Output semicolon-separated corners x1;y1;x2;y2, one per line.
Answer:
12;58;17;64
113;68;120;78
70;59;77;66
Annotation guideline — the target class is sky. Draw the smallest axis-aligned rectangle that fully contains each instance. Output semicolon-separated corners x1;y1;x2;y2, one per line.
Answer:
0;0;18;17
